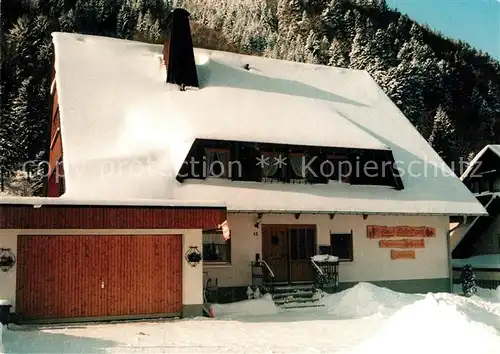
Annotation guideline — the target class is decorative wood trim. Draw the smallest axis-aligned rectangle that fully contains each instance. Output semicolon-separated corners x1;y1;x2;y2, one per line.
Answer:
379;239;425;249
0;204;226;230
391;250;416;260
50;128;61;150
367;225;436;239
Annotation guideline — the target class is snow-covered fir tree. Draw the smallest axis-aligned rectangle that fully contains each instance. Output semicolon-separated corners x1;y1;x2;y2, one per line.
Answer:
460;264;477;297
429;105;456;162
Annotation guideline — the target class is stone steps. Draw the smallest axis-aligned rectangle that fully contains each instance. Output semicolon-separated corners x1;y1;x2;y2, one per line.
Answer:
272;284;324;309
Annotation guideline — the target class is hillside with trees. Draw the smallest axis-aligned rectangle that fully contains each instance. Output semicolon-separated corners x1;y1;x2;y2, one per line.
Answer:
1;0;499;194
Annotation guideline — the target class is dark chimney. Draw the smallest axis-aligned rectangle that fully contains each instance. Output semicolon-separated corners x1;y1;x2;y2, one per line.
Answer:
163;8;199;88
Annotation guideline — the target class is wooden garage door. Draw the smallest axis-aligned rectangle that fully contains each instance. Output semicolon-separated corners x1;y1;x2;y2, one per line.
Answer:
16;235;182;321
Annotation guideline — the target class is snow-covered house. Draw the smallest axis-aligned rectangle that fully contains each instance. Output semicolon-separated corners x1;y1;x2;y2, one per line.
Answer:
452;145;500;282
0;9;486;323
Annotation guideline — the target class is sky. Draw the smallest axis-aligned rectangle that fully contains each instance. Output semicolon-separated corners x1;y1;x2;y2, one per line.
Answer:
390;0;500;60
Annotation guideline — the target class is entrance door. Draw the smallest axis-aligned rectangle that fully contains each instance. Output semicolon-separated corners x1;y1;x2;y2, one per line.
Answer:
262;225;316;283
262;225;289;282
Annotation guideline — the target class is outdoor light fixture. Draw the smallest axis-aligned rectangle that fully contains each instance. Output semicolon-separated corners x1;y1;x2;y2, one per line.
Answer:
185;246;202;267
33;204;42;208
363;214;368;220
295;213;300;220
0;249;16;272
329;214;335;220
255;213;263;228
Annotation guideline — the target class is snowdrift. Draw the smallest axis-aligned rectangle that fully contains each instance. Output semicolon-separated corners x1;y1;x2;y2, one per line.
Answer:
209;294;279;317
347;293;500;354
322;282;423;318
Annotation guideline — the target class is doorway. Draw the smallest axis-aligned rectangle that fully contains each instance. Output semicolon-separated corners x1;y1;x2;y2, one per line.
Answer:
261;224;316;284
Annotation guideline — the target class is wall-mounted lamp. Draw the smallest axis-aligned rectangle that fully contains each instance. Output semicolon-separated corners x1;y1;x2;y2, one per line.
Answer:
294;213;300;220
329;213;335;220
255;213;263;228
33;204;42;208
363;214;368;220
0;248;16;272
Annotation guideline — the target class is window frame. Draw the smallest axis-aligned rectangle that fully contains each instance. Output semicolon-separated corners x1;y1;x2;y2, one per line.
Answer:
325;154;351;184
202;229;232;265
330;230;354;262
205;148;231;179
288;152;310;184
260;151;286;183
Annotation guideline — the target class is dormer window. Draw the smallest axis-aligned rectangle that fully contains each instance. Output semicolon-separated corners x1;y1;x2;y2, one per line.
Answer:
261;152;283;182
325;154;351;183
289;153;309;184
205;148;230;178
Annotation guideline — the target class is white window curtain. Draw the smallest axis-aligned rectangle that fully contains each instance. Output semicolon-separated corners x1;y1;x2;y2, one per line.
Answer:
290;154;306;178
205;149;229;177
262;153;279;177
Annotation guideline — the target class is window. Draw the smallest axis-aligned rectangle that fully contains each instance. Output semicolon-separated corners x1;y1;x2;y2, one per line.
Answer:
494;178;500;192
325;154;351;183
260;151;283;182
203;230;231;264
289;153;310;184
205;148;230;178
330;231;353;261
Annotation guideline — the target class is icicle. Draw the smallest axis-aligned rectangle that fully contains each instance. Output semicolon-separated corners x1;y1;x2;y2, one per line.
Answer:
253;286;262;299
246;286;254;299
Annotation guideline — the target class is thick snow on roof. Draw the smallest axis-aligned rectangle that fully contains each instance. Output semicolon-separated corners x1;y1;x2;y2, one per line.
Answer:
461;144;500;181
51;32;485;216
453;254;500;269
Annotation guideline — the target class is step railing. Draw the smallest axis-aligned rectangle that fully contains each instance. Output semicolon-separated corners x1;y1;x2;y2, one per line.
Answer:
251;259;275;295
311;258;339;292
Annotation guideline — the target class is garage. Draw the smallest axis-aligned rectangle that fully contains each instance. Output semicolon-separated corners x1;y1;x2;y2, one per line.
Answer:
16;234;182;322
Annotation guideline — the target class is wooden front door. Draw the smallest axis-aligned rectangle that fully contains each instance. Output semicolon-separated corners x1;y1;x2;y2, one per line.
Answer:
262;225;316;283
262;225;290;282
16;234;182;321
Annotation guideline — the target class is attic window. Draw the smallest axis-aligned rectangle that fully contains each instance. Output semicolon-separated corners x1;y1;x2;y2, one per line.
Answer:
261;151;284;182
289;153;310;184
325;154;351;183
205;148;230;178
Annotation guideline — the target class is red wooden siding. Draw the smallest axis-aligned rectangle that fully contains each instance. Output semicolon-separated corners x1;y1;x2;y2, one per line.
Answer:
46;162;65;197
16;234;182;321
0;205;226;230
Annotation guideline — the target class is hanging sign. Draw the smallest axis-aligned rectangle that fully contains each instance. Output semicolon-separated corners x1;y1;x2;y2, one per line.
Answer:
219;220;230;241
367;225;436;239
379;239;425;249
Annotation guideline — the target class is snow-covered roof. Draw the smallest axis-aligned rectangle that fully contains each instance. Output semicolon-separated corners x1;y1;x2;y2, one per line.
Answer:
0;196;225;208
51;32;486;216
452;254;500;269
461;145;500;181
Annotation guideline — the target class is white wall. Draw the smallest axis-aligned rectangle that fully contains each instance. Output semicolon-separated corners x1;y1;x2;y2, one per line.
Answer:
204;213;450;287
0;229;203;312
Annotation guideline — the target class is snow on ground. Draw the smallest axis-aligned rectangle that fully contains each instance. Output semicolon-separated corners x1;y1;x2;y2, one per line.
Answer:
3;283;500;354
323;281;423;318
